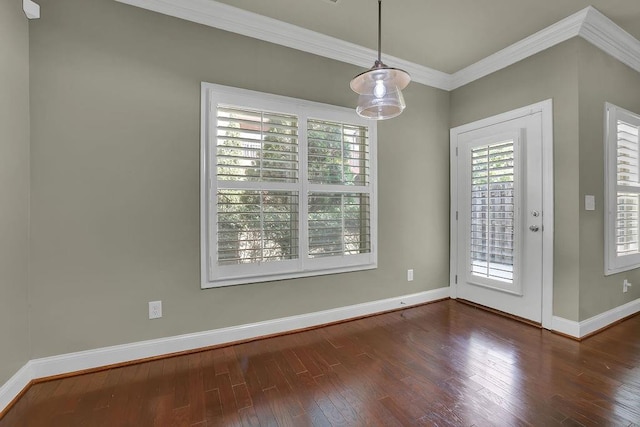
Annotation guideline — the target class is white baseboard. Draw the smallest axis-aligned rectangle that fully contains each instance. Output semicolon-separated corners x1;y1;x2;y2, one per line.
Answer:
551;316;581;338
579;298;640;337
0;364;32;415
552;298;640;338
7;289;632;415
1;287;449;414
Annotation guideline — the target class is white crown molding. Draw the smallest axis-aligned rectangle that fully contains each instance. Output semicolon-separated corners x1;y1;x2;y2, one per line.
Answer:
23;0;40;19
113;1;640;91
114;0;451;90
449;7;588;90
579;7;640;75
113;2;640;92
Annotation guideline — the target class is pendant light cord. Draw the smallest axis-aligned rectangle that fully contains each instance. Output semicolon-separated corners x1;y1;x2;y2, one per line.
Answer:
377;0;382;63
350;0;410;119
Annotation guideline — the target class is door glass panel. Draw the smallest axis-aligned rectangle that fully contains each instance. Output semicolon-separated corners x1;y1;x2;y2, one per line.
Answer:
470;140;515;283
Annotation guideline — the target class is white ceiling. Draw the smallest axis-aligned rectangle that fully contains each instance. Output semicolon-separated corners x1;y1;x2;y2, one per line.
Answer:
212;0;640;74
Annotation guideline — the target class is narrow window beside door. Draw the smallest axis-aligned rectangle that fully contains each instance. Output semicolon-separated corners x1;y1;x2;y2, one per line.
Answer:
605;103;640;275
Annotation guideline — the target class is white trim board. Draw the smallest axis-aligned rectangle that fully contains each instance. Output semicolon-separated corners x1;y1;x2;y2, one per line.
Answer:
552;298;640;339
113;0;451;89
0;287;449;414
113;1;640;91
450;8;586;89
0;364;32;417
2;290;638;414
579;7;640;77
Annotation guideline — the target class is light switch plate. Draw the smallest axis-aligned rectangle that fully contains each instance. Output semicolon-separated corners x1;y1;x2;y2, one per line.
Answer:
585;195;595;211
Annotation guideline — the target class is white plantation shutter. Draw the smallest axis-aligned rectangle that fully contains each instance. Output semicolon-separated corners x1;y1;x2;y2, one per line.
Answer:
308;193;371;257
308;120;370;185
307;119;372;259
470;141;515;282
605;103;640;275
217;190;299;265
217;107;298;183
215;107;300;268
202;83;377;288
616;120;640;256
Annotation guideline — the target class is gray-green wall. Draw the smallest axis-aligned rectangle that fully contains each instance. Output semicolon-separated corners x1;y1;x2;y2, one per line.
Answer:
2;0;639;387
577;39;640;319
450;39;582;321
0;0;31;384
27;0;450;359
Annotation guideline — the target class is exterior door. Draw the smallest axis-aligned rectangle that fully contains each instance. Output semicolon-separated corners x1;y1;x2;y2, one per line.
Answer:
451;110;544;323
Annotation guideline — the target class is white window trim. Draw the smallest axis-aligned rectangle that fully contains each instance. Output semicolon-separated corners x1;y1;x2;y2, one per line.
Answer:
604;103;640;275
200;82;377;288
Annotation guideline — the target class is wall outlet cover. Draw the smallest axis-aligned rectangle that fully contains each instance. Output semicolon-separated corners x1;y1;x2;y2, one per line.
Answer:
149;301;162;319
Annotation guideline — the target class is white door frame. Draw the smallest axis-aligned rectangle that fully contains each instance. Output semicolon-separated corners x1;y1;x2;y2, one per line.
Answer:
449;99;554;329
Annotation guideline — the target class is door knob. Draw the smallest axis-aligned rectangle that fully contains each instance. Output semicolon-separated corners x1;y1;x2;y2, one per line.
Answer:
529;225;540;232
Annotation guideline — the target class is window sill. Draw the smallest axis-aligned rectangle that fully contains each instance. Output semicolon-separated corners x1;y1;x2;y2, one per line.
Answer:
202;263;377;289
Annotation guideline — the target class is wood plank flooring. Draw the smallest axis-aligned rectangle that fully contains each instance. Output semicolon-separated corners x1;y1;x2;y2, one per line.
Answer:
1;300;639;426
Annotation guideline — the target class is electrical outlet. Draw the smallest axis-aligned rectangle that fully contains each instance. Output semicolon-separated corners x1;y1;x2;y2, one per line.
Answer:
623;280;632;293
149;301;162;319
407;269;414;282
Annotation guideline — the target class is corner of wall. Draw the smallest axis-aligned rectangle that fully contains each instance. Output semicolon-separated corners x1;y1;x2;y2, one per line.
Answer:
0;0;33;387
576;38;640;321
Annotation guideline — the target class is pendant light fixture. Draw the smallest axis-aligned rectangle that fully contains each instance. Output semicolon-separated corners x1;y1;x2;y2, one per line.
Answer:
350;0;410;120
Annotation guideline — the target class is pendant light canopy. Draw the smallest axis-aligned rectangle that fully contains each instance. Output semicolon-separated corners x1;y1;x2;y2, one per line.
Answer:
350;0;410;120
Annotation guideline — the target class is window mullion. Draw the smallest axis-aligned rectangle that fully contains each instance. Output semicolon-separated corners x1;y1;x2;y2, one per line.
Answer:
616;184;640;195
260;111;264;181
307;184;370;193
339;124;345;255
259;191;264;265
217;181;299;191
341;194;346;255
341;123;345;183
299;109;309;265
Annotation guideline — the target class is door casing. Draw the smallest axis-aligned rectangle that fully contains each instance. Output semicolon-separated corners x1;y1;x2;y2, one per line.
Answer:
449;99;554;329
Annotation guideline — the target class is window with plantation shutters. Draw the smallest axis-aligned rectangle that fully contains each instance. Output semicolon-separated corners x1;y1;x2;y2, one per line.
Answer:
201;83;377;288
307;120;371;259
605;103;640;275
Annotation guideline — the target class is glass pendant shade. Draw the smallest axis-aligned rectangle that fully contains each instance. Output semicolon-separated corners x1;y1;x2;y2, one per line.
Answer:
350;0;411;120
351;63;410;120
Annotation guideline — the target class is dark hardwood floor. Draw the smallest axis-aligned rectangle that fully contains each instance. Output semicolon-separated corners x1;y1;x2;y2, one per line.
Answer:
1;299;639;426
